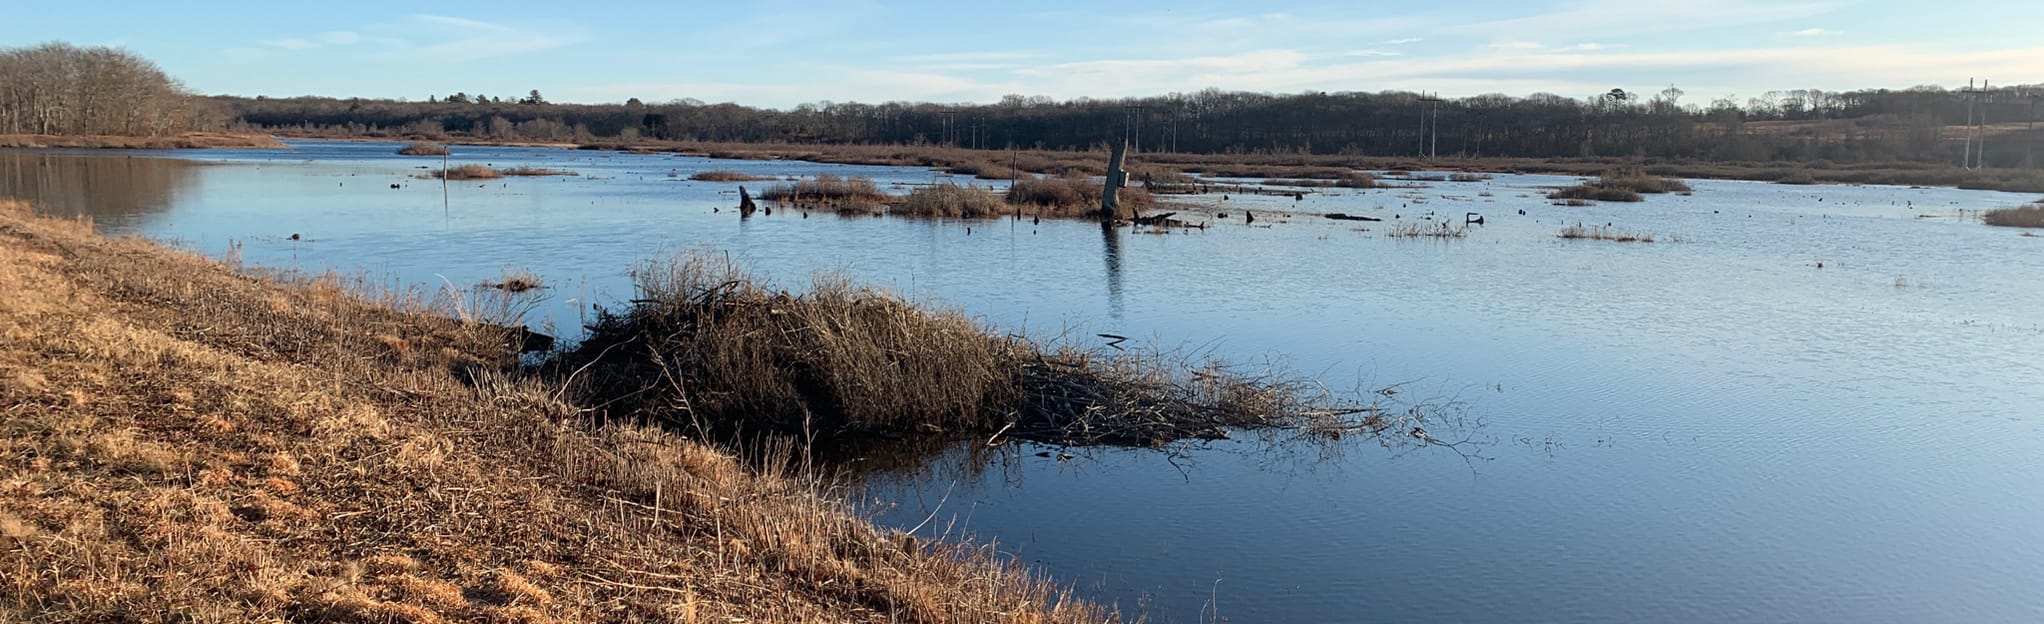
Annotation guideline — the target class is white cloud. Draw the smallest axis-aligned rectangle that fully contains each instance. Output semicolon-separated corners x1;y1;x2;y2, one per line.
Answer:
322;30;362;45
1378;38;1424;45
1344;49;1404;57
1788;27;1840;37
1487;41;1544;50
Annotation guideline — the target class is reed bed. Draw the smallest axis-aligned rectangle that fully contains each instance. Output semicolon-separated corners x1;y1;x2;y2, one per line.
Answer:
557;251;1398;447
760;174;889;212
1004;173;1154;219
895;183;1010;218
1558;223;1657;242
1386;221;1468;238
1547;167;1692;202
432;164;503;180
1984;204;2044;228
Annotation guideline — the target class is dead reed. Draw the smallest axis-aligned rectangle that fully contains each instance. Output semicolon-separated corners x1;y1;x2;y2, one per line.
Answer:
433;164;503;180
557;250;1396;447
1548;167;1692;202
1983;204;2044;228
1004;173;1154;219
895;183;1010;218
1386;221;1468;238
1558;223;1656;242
759;174;889;211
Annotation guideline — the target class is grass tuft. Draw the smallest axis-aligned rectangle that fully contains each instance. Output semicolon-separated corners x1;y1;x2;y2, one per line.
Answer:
1558;223;1657;242
896;183;1010;218
432;164;503;180
1984;204;2044;228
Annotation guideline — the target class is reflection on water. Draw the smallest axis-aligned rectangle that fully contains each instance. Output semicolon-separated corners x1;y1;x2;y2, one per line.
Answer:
0;152;199;225
12;140;2044;623
1099;222;1125;320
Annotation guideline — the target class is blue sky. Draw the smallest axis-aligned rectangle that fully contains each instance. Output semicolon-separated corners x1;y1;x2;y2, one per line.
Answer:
5;0;2040;108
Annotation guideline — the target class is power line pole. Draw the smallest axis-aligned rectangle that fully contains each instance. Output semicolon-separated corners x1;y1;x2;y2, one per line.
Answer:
1417;94;1444;159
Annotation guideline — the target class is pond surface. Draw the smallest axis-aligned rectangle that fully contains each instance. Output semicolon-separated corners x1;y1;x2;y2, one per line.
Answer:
5;140;2043;623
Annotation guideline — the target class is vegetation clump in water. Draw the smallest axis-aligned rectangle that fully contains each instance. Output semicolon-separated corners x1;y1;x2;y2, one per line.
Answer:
557;251;1402;447
1983;203;2044;228
1548;167;1693;202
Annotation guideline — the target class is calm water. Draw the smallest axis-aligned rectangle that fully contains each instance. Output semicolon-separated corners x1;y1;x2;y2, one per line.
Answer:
6;141;2043;623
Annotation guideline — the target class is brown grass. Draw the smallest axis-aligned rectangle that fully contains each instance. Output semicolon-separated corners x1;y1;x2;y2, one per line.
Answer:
558;251;1399;447
759;174;889;211
1558;223;1657;242
0;132;285;149
1983;204;2044;228
432;164;504;180
895;183;1010;219
689;170;775;182
1548;167;1690;202
0;199;1113;623
397;142;450;156
1004;173;1154;219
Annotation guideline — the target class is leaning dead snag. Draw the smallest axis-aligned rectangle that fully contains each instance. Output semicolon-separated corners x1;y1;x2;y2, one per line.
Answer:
1100;137;1129;221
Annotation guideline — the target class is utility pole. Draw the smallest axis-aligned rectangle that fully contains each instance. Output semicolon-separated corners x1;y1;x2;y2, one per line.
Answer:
1123;104;1147;154
939;110;956;146
1417;94;1444;159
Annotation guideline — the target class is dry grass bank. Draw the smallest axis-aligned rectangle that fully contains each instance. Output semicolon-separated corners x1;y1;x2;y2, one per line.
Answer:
0;132;285;149
0;199;1110;623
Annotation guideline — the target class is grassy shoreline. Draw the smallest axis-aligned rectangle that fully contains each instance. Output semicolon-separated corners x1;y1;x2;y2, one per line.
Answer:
0;132;284;149
270;131;2044;193
0;199;1109;622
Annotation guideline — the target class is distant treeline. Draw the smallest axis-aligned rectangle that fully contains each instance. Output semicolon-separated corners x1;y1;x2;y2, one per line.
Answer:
224;85;2044;167
0;43;216;136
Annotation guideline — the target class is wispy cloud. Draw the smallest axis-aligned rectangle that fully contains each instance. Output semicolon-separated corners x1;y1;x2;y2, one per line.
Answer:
1455;0;1839;38
375;14;585;62
259;38;319;50
321;31;362;45
1344;49;1404;57
1787;27;1840;37
1378;38;1424;45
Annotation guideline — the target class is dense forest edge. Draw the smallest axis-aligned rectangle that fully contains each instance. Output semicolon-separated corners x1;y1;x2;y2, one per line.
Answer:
5;41;2044;190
